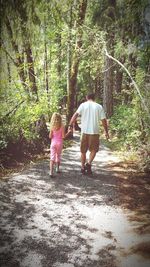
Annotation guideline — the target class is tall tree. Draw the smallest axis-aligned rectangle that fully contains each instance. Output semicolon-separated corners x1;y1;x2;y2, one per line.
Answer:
92;0;116;117
4;16;28;93
16;0;38;101
67;0;87;123
44;16;49;96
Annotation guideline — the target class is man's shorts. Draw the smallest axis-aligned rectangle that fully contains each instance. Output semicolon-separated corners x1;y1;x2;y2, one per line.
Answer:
80;133;100;153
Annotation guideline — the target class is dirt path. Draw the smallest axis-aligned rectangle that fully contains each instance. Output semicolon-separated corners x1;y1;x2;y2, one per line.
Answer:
0;133;150;267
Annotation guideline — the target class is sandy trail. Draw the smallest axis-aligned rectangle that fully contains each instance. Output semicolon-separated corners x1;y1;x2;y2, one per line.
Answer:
0;133;150;267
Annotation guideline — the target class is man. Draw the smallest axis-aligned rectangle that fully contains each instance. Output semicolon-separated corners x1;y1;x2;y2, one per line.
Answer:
69;93;109;175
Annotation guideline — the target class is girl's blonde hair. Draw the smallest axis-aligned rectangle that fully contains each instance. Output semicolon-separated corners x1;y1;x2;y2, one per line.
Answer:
50;112;62;131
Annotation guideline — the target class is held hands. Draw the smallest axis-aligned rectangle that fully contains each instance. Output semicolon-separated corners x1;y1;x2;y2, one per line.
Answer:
105;132;110;140
68;125;73;133
64;125;73;138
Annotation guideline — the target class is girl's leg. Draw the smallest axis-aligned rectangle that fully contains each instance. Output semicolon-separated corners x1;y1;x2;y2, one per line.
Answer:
56;162;60;173
50;143;56;176
50;160;54;176
56;143;63;173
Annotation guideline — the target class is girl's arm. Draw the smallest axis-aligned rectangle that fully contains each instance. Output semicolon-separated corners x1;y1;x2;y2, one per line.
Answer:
62;126;65;139
49;130;53;139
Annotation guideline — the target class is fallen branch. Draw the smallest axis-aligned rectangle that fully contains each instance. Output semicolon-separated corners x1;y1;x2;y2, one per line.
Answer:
0;100;25;122
105;48;150;115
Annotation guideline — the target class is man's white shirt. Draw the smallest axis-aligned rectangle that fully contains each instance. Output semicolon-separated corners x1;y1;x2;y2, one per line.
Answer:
76;100;106;134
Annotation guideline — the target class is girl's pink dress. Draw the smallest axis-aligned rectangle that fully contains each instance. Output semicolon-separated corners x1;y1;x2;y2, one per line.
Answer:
50;127;63;162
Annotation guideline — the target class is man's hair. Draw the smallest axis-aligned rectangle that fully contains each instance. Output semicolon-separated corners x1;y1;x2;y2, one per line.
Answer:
87;93;95;100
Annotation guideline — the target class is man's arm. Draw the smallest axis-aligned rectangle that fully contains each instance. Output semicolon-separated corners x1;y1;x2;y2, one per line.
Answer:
101;118;109;139
69;112;79;128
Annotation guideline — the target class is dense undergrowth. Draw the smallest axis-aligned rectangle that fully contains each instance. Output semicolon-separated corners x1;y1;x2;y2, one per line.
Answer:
1;101;150;177
105;104;150;172
0;108;72;177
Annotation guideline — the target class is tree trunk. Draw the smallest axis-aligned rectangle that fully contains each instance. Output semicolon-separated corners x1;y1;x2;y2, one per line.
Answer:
57;33;62;79
13;1;38;101
67;0;87;123
102;0;116;117
115;67;123;93
44;40;49;95
5;17;37;99
94;73;102;101
25;43;38;101
44;18;49;96
66;4;73;124
5;17;28;92
103;55;114;117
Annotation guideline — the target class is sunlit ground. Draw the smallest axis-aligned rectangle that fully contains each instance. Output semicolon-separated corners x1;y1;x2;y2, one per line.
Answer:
0;132;149;267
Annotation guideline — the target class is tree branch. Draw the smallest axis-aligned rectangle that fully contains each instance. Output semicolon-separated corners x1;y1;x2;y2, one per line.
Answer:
1;43;17;66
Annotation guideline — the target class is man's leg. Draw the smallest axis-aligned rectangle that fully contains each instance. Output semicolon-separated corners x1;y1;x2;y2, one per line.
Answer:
80;134;88;174
85;151;96;174
86;135;99;174
89;150;97;165
81;152;86;169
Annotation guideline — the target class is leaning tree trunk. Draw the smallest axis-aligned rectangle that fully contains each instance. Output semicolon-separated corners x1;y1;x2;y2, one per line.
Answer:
67;0;87;123
6;54;11;84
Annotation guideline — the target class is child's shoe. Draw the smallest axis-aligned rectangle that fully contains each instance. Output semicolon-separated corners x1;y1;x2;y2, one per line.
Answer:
49;172;54;178
56;163;61;173
56;167;61;173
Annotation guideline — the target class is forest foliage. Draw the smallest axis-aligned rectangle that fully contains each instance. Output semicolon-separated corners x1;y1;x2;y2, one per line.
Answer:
0;0;150;171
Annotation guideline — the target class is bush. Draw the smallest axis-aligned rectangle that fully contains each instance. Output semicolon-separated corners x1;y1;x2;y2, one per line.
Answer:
109;103;150;172
110;104;140;148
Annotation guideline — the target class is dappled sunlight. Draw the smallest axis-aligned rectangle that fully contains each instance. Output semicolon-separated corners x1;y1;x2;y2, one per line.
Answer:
0;133;150;267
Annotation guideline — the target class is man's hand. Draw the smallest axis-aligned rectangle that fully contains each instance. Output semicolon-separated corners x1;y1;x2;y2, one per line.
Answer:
105;132;110;140
68;125;73;131
67;125;73;136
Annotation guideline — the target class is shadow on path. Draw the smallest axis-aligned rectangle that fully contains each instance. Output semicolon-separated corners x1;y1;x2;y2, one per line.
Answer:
0;133;150;267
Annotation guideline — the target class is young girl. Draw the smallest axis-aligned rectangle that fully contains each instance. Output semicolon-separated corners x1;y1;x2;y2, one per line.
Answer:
49;112;71;177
